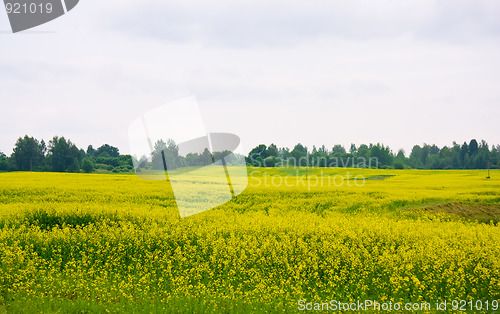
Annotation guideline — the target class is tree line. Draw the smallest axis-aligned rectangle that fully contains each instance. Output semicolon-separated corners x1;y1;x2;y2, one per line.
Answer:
0;136;242;174
1;136;498;173
246;139;500;170
135;139;244;172
0;135;133;173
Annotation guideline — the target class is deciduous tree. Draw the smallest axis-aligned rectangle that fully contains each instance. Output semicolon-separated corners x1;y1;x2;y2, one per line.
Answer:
11;135;45;171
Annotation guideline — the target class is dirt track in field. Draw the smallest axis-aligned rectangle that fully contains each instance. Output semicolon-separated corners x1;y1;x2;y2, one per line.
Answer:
420;202;500;223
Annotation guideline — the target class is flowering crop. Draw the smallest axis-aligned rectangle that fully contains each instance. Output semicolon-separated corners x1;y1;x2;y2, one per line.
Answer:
0;169;499;312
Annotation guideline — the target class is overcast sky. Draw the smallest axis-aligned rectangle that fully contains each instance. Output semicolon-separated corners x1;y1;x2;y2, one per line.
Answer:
1;0;499;156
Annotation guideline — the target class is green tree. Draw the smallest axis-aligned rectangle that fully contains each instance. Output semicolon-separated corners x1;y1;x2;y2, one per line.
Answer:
86;145;95;156
0;151;13;171
184;153;204;167
47;136;82;172
81;158;95;173
460;142;469;168
267;144;279;157
151;139;182;170
439;146;453;169
247;145;268;166
96;144;120;158
290;143;307;166
394;149;406;169
451;142;461;168
11;135;46;171
420;144;431;167
469;139;478;157
357;144;370;160
491;145;499;169
201;148;213;166
151;139;168;170
349;143;357;154
408;145;423;169
331;144;346;155
473;140;490;169
165;139;182;169
370;143;393;168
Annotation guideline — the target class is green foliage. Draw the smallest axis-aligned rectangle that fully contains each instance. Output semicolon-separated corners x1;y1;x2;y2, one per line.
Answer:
331;144;346;155
2;135;135;174
95;155;120;167
47;136;82;172
86;144;95;156
394;161;405;169
247;139;500;170
267;143;278;157
96;144;120;158
113;165;133;173
0;151;14;171
81;158;95;173
290;143;307;166
247;144;268;166
95;163;114;171
151;139;168;170
11;135;46;171
2;135;500;174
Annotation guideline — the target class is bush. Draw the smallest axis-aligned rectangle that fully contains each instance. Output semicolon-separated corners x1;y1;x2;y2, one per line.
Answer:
95;156;120;167
95;164;114;171
81;158;95;173
394;161;404;169
112;165;133;173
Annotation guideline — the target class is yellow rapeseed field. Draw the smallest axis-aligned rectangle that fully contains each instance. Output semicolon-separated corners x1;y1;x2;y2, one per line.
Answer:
0;168;499;312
